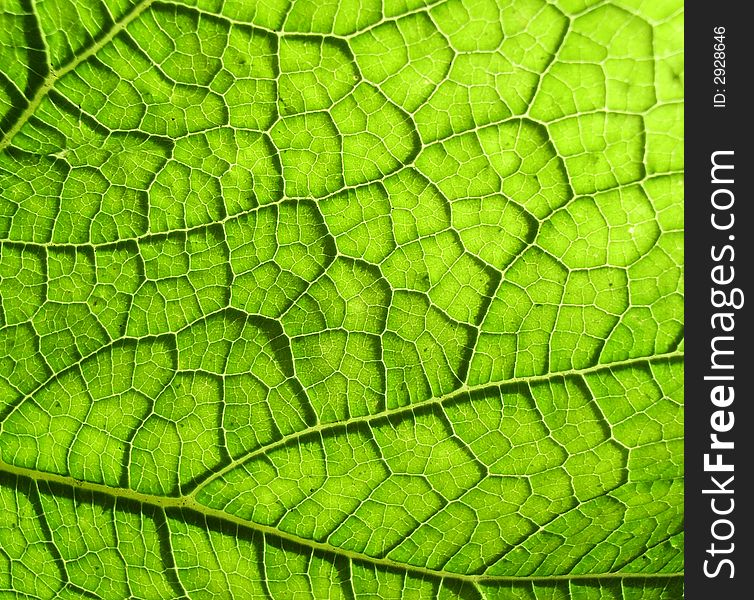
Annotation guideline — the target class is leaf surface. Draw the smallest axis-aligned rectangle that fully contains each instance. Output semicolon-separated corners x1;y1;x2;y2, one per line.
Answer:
0;0;683;598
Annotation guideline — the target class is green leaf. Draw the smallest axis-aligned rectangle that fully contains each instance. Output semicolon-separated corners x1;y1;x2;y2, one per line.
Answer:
0;0;683;598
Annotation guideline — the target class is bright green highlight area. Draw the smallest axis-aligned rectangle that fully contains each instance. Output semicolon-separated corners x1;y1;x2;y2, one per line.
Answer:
0;0;682;598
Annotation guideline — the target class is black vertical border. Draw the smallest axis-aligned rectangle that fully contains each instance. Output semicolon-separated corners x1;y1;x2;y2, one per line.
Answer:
685;3;751;597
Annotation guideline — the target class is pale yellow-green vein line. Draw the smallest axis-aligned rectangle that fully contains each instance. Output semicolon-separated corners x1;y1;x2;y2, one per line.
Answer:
192;349;684;495
0;458;683;585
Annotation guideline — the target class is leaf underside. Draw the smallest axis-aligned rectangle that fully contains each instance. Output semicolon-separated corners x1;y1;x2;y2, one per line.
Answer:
0;0;683;598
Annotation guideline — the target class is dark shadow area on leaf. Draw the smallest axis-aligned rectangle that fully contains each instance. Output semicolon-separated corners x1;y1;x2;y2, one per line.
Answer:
440;578;484;600
29;473;189;599
264;534;361;600
0;0;49;138
0;72;28;138
0;471;68;587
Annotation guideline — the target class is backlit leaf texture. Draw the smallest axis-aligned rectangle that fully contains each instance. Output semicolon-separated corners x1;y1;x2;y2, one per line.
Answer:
0;0;683;598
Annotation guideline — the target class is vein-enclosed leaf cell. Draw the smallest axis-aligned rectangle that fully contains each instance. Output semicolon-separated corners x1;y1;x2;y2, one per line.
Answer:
0;0;683;598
